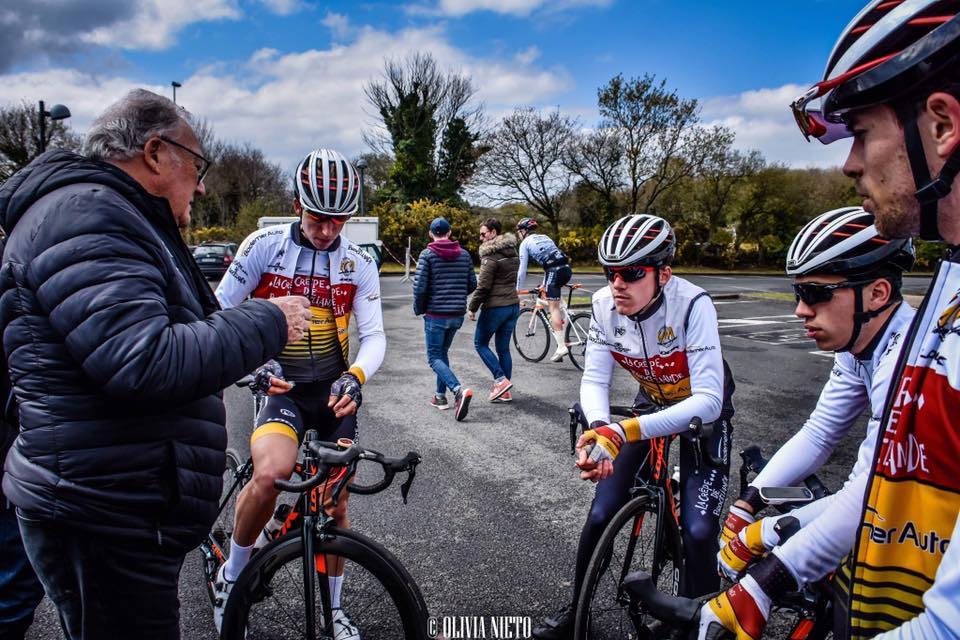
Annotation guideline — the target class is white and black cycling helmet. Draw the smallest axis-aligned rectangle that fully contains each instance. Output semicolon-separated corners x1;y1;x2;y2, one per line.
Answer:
791;0;960;240
786;207;915;278
516;217;538;233
598;214;676;268
294;148;360;217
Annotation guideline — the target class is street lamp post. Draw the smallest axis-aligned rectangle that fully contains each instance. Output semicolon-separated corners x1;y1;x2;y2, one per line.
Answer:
356;158;368;216
171;81;182;104
38;100;71;153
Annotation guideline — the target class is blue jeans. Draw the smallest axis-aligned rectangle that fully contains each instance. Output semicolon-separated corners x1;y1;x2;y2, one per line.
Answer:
474;304;520;381
424;315;464;395
0;500;42;639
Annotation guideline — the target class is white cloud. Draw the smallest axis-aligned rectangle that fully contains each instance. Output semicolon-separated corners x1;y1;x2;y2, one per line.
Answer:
701;84;851;169
515;46;540;65
413;0;611;17
0;24;570;172
258;0;304;16
321;12;355;41
82;0;241;50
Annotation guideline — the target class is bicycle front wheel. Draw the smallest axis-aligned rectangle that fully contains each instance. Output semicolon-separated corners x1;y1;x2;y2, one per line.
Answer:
204;449;247;605
574;495;683;640
222;528;428;640
513;308;551;362
566;312;591;371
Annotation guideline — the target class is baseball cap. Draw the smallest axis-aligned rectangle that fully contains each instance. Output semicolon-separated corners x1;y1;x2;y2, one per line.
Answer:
430;217;451;235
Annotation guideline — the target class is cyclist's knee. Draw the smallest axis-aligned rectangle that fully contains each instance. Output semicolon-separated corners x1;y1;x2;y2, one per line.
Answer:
683;517;718;548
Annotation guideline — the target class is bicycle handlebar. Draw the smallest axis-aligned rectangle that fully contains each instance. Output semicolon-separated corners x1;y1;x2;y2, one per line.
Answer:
623;571;703;627
273;442;421;504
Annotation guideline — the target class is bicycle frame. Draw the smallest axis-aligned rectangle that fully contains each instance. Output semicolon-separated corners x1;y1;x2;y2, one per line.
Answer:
521;285;590;351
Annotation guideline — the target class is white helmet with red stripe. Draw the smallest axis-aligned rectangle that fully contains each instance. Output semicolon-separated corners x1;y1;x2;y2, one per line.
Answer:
294;148;360;217
791;1;960;240
598;214;676;267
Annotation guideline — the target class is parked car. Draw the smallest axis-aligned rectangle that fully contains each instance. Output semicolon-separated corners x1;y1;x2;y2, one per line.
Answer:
193;242;237;279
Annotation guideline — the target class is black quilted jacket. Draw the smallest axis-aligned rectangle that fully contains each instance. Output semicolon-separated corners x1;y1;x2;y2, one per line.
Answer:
0;150;287;549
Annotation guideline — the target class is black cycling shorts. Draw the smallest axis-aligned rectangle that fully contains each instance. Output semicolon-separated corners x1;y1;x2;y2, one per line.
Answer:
543;264;572;301
252;379;358;446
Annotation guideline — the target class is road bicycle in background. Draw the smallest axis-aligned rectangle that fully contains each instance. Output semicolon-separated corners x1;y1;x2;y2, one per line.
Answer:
199;377;428;640
513;283;591;369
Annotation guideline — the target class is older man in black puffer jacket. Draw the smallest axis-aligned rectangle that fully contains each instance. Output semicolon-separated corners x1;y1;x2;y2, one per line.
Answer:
413;216;477;421
0;89;312;640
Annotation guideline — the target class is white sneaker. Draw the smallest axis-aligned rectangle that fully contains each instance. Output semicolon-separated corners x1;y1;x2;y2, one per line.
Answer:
333;608;361;639
550;346;569;362
212;564;235;634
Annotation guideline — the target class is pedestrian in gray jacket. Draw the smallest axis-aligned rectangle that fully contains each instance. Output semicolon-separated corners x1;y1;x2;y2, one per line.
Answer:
413;217;477;421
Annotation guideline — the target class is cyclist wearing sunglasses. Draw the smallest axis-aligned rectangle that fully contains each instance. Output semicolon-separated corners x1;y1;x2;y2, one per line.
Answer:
699;2;960;638
533;214;735;639
704;209;916;640
214;148;384;638
515;217;573;362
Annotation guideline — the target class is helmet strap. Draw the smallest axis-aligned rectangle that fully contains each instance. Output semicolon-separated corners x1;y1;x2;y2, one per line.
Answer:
840;283;896;354
894;100;960;242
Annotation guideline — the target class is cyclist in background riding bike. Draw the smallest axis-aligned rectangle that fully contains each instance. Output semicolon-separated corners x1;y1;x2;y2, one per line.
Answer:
516;217;573;362
214;148;385;639
532;214;735;639
703;209;915;639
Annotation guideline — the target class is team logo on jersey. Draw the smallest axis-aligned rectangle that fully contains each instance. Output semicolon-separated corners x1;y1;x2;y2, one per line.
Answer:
934;290;960;339
657;325;677;346
339;258;356;275
614;326;626;337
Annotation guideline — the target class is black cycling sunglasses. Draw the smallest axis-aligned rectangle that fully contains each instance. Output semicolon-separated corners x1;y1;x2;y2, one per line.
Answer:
603;265;654;283
792;280;870;306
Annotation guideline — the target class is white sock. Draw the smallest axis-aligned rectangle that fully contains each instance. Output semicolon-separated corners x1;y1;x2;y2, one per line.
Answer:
224;538;255;582
329;574;344;609
553;330;567;349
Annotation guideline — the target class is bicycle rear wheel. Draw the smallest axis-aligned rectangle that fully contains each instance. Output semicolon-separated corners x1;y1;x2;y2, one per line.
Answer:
222;528;428;640
513;308;551;362
566;312;591;371
574;495;683;640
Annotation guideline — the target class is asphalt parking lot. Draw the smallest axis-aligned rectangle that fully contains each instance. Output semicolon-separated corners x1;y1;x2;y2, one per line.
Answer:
24;273;932;639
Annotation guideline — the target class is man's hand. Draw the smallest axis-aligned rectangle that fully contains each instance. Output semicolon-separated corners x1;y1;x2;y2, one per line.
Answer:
267;296;312;344
718;519;775;581
720;504;756;547
253;360;293;396
698;576;771;640
575;422;625;482
328;372;362;418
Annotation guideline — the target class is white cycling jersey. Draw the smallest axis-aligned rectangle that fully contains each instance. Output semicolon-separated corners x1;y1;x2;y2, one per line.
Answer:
580;277;734;436
216;222;385;385
757;302;914;585
516;233;567;290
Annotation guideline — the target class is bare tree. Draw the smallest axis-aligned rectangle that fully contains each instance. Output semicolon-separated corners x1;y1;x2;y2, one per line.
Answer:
597;73;720;214
474;107;577;236
563;127;624;224
698;145;764;235
0;100;82;181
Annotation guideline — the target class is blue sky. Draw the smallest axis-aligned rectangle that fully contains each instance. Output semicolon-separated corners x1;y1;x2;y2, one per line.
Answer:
1;0;867;172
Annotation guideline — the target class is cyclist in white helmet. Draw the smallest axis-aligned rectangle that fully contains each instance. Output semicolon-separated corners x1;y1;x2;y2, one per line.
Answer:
702;209;915;640
699;0;960;635
213;148;384;639
516;217;573;362
533;214;736;639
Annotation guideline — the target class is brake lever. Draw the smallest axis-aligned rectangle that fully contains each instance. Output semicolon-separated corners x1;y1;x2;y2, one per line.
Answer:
399;452;421;504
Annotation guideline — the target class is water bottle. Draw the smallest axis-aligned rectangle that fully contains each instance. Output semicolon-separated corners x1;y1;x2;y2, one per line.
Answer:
255;503;291;550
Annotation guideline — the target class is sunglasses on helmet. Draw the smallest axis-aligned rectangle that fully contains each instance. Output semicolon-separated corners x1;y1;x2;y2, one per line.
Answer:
792;279;871;306
603;265;654;283
790;53;896;144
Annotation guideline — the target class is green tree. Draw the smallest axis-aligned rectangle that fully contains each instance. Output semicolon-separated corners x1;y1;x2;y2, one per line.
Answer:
191;142;288;229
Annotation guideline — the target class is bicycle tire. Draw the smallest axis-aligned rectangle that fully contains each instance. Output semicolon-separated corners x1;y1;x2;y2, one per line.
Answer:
513;308;551;362
204;449;247;605
221;528;428;640
566;312;591;371
573;494;683;640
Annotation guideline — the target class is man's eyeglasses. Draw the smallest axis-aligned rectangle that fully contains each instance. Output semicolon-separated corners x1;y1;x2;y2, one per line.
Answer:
603;265;654;283
792;280;870;306
305;211;348;225
159;135;211;184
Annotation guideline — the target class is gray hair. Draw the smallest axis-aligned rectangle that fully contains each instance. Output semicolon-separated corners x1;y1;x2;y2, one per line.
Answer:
84;89;195;162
